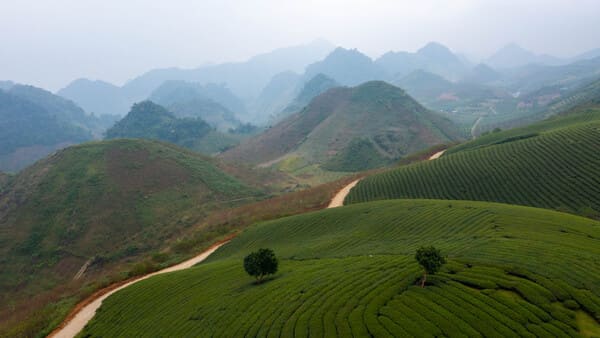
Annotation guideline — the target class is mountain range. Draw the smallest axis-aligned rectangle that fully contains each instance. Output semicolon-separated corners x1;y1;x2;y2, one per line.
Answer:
58;39;335;117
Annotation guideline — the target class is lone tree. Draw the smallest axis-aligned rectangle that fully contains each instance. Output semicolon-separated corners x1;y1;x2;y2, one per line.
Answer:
415;246;446;288
244;248;278;283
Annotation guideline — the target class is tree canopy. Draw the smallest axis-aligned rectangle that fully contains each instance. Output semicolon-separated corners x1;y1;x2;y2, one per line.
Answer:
415;246;446;287
243;248;278;283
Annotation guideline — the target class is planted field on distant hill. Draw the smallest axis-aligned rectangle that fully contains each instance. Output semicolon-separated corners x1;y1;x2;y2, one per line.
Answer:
80;200;600;337
346;110;600;218
446;107;600;154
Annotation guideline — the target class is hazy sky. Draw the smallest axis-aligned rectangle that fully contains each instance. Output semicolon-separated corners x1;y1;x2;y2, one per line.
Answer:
1;0;599;91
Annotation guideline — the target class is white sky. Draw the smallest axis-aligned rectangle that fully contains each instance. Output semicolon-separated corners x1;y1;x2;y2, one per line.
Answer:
1;0;599;91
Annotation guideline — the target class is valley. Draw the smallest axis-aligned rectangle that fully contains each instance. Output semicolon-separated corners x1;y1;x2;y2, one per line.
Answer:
1;20;600;337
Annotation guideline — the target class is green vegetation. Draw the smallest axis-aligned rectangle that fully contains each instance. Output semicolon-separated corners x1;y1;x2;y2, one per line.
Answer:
447;107;600;154
0;89;92;172
106;101;242;154
0;138;262;337
415;246;446;288
106;101;210;146
243;248;278;283
0;171;10;190
346;108;600;217
322;137;390;172
149;81;245;132
279;73;338;117
223;81;462;172
80;199;600;336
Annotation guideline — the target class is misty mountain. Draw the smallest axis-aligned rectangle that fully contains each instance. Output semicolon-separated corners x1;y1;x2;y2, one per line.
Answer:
503;56;600;93
0;89;92;172
304;47;385;86
394;70;454;99
252;71;301;124
57;78;130;117
105;101;241;154
461;63;502;84
393;69;513;114
486;43;564;69
57;40;334;119
106;101;210;145
572;48;600;62
9;84;115;136
279;73;339;118
148;81;244;131
123;39;334;105
0;81;14;91
375;42;470;81
221;81;462;171
149;81;246;114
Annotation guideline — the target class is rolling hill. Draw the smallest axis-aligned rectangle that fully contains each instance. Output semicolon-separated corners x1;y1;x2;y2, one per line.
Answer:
105;101;239;154
346;107;600;218
79;199;600;337
0;138;262;336
278;73;339;119
56;78;130;117
0;88;92;172
148;81;246;123
253;71;302;124
221;81;462;172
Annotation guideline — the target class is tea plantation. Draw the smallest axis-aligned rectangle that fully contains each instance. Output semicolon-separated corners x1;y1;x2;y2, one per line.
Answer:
345;112;600;217
79;200;600;337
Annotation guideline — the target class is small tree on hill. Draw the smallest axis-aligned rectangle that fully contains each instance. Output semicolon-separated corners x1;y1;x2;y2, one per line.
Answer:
415;246;445;288
244;248;278;283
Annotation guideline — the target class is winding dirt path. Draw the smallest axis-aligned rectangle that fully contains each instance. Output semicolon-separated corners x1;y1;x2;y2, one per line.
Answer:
471;117;483;139
48;239;231;338
428;149;446;160
49;149;447;337
327;149;446;209
327;179;361;208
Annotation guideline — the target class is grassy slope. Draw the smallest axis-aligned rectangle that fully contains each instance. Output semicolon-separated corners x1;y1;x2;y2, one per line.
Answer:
221;81;462;169
447;106;600;154
0;138;262;336
346;108;600;217
80;199;600;337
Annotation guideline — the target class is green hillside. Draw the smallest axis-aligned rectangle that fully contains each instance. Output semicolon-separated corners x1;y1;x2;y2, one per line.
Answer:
105;101;239;154
279;73;338;117
0;89;92;172
346;108;600;217
148;81;244;131
80;199;600;337
0;172;10;190
447;106;600;154
0;138;261;336
222;81;462;172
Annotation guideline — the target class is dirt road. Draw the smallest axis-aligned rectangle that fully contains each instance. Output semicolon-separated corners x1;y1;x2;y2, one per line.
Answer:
428;149;446;160
49;240;230;338
49;148;447;337
327;179;361;208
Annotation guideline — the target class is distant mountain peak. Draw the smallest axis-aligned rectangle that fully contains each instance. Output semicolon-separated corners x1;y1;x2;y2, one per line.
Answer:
417;42;454;56
327;47;372;60
487;43;562;68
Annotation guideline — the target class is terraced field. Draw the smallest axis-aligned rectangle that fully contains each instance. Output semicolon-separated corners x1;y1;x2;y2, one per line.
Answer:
447;107;600;154
346;112;600;217
79;200;600;337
